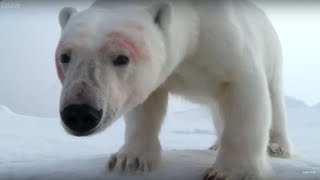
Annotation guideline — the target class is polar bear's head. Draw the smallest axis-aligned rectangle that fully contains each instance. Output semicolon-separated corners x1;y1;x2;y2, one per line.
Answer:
56;3;172;136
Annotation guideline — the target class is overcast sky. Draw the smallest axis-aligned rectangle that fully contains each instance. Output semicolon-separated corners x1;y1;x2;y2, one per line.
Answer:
0;1;319;117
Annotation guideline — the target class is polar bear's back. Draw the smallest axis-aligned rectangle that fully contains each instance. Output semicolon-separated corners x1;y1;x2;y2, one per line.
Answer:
194;0;282;83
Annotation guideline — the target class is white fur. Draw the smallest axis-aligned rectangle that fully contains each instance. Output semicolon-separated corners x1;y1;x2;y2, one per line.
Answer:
57;0;292;179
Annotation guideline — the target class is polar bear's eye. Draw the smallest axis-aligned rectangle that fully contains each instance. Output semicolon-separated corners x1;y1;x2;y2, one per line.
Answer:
112;55;130;67
61;53;71;64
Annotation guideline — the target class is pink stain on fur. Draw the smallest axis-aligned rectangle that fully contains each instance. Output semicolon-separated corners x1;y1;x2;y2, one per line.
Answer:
126;21;144;32
100;31;148;62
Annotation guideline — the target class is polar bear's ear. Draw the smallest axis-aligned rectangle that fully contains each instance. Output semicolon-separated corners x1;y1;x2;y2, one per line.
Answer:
59;7;78;29
148;2;172;31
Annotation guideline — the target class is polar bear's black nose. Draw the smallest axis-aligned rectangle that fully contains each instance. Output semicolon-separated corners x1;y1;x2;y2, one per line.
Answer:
60;104;103;136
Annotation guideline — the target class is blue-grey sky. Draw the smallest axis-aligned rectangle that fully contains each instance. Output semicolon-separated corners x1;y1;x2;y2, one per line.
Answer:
261;2;320;106
0;1;319;117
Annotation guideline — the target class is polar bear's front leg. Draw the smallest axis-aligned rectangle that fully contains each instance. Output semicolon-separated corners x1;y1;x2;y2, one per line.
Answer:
204;78;272;180
268;83;292;158
108;87;168;173
209;102;223;151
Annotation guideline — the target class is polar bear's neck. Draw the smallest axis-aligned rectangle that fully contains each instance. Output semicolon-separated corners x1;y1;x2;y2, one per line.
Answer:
160;3;200;84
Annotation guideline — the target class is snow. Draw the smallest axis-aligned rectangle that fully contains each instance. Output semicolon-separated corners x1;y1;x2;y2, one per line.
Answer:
0;98;320;180
285;96;308;108
0;105;13;114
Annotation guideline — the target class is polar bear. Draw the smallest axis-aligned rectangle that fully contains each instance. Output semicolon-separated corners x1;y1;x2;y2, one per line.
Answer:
55;0;292;179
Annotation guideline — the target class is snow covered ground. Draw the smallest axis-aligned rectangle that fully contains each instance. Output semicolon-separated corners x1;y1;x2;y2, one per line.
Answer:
0;98;319;180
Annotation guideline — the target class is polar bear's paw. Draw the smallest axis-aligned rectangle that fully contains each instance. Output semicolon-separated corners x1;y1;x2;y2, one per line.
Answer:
203;166;257;180
208;142;219;151
203;162;270;180
267;142;291;158
107;149;161;173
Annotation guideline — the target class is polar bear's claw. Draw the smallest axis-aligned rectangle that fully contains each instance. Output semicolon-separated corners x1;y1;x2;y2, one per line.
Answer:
209;143;219;151
203;167;256;180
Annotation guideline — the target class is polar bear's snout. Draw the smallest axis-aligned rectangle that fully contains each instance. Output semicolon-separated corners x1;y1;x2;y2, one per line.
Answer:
59;79;107;136
60;104;103;136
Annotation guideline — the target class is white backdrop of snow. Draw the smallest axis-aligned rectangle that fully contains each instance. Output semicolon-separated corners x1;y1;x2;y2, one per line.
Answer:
0;98;319;180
